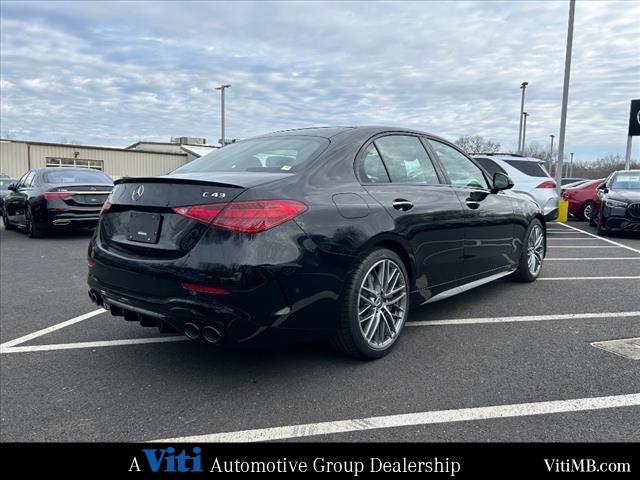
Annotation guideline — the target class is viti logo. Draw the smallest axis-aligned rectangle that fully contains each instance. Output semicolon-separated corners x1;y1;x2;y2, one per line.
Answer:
129;446;203;473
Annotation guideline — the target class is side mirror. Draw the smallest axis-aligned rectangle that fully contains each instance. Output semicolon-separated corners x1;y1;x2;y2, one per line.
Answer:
597;183;607;193
7;183;17;192
492;172;514;192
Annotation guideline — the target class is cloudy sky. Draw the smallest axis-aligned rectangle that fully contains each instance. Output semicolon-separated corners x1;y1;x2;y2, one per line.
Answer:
1;0;638;160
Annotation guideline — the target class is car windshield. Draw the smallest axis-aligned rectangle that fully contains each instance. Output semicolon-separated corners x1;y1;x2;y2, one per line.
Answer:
610;173;640;190
0;179;16;189
44;169;113;185
172;136;329;174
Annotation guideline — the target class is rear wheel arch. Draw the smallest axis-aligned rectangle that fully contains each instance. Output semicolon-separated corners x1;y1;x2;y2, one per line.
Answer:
371;238;414;287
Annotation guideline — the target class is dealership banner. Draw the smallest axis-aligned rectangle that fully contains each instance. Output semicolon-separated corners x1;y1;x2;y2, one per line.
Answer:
0;442;636;477
629;99;640;137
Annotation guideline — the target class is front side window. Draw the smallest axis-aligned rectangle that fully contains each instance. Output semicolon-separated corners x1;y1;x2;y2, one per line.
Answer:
373;135;440;184
22;171;36;187
429;139;487;188
173;136;328;174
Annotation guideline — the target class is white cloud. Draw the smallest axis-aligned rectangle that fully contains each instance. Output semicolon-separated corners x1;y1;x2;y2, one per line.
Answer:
0;0;638;160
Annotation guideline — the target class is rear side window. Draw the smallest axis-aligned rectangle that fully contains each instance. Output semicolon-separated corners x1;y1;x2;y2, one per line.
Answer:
360;144;390;183
503;160;549;177
173;137;328;174
428;139;487;188
373;135;440;184
474;157;507;177
45;170;113;185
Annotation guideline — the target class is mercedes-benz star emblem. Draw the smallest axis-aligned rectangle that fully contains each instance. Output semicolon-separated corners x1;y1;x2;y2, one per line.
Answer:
131;185;145;201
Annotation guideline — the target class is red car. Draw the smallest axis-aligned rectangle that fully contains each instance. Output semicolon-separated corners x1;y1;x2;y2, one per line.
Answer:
562;178;605;221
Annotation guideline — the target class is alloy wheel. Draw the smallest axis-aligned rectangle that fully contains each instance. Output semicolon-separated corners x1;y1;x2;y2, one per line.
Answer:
357;259;407;348
583;203;592;220
527;224;544;276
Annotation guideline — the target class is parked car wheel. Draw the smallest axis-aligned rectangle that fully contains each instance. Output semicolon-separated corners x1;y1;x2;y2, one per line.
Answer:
2;209;15;230
596;214;609;237
512;219;545;283
589;210;598;227
579;201;593;222
25;207;45;238
332;248;409;359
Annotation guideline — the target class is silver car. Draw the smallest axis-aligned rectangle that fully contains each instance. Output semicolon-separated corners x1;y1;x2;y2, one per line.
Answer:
473;154;559;220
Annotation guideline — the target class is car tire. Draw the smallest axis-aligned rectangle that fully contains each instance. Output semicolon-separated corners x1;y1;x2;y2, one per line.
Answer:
2;209;15;230
589;210;598;227
25;207;45;238
512;219;545;283
579;201;593;222
331;248;410;360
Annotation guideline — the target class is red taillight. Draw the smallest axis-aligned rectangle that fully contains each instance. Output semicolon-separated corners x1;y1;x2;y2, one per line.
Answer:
173;204;226;224
43;192;70;200
181;283;230;295
537;180;556;189
100;201;111;214
173;199;307;234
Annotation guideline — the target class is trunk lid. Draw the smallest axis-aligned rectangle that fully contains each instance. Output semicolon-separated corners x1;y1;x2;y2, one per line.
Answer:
101;172;290;257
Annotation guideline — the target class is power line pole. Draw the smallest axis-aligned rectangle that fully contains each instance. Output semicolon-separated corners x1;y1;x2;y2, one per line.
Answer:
555;0;575;196
216;84;231;147
518;82;528;154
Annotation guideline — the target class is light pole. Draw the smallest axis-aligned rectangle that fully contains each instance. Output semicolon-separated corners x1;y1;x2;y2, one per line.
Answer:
555;0;575;196
549;134;555;174
521;112;529;154
569;152;574;177
518;82;529;154
216;84;231;147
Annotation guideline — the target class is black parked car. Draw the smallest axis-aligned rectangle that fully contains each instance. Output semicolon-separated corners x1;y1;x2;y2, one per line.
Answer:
590;169;640;235
2;168;113;237
0;177;18;215
88;127;546;358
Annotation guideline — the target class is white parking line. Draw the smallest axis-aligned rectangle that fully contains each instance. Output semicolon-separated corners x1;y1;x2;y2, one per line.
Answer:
407;311;640;327
548;246;619;248
1;336;189;354
0;309;105;349
558;222;640;254
547;238;612;241
539;276;640;280
545;257;640;261
153;393;640;442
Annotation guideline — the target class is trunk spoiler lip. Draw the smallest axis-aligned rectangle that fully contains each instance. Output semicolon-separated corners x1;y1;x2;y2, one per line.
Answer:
114;176;244;189
114;171;294;189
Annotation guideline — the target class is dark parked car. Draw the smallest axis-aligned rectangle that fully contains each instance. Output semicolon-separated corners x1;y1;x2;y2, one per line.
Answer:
2;168;113;237
88;127;546;359
590;170;640;235
0;177;18;214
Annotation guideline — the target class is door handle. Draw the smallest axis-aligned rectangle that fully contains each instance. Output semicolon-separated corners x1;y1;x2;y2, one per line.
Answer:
392;199;414;211
465;200;480;209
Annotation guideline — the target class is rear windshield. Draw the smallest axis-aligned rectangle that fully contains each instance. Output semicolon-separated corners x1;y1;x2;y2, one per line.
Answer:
173;137;329;174
474;157;507;176
610;172;640;190
504;160;549;177
45;169;113;185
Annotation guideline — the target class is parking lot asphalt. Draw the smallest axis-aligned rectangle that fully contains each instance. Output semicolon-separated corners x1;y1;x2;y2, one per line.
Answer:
1;221;639;442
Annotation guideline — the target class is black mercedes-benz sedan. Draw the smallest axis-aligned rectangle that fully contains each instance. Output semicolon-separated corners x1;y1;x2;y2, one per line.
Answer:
3;167;113;237
88;127;546;358
591;169;640;235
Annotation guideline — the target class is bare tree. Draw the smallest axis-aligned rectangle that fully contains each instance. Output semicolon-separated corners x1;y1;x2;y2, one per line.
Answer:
454;135;501;154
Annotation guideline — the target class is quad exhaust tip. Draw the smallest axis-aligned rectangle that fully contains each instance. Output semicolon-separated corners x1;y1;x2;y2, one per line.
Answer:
202;325;224;344
183;322;201;340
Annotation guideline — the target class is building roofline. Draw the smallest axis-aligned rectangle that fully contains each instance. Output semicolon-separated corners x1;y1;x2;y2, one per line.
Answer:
0;139;187;157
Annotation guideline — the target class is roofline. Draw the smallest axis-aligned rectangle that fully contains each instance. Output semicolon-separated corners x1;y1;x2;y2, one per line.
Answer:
126;141;219;149
0;139;187;157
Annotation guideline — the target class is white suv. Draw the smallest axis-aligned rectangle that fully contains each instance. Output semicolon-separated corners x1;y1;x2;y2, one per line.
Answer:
473;153;559;220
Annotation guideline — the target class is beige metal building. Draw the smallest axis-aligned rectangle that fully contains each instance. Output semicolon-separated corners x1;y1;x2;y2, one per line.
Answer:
0;138;218;180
